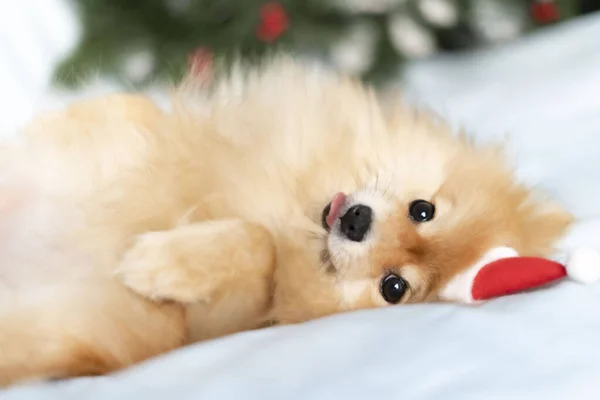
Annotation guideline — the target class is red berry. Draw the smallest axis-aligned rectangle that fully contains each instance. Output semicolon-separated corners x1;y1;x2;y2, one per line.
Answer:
531;1;560;24
256;2;289;42
188;47;212;74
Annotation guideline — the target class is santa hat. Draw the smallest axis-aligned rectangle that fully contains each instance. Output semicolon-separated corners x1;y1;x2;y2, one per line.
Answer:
440;246;600;304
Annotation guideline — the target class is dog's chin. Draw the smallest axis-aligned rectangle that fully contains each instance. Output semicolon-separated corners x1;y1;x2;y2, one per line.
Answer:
319;246;336;274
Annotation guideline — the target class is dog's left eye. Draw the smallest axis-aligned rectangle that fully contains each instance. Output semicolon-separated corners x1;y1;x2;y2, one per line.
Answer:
380;273;408;304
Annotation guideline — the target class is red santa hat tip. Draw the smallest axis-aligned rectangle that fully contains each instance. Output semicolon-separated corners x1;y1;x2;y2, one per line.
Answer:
440;246;600;304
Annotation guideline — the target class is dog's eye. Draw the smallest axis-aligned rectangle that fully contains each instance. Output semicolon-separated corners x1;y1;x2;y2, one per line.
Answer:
380;273;408;304
409;200;435;223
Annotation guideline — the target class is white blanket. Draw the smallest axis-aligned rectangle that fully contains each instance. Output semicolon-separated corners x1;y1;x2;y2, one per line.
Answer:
1;5;600;400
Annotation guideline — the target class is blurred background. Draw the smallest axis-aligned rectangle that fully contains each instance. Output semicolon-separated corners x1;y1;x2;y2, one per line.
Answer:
53;0;600;88
1;0;599;135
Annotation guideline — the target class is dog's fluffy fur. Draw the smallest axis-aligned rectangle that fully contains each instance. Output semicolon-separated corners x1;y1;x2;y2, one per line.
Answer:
0;58;572;386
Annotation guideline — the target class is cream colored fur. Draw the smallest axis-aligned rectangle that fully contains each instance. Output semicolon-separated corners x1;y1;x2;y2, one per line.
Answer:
0;58;572;386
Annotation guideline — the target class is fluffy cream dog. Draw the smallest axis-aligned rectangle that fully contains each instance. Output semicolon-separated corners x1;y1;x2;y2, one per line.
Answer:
0;58;572;386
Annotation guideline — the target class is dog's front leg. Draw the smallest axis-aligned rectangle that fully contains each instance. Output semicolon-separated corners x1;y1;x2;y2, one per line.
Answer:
115;219;276;304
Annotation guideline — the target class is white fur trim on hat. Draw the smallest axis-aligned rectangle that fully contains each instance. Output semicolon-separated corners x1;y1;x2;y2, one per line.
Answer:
439;246;519;304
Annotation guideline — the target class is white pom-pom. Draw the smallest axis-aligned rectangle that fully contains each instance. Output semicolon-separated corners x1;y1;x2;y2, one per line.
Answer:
121;49;155;84
330;0;405;14
418;0;458;28
470;0;524;42
329;22;378;74
566;247;600;284
388;14;436;58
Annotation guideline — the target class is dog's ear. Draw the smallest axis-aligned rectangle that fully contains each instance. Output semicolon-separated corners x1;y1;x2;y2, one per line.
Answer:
67;94;165;127
516;194;574;256
18;94;167;196
24;93;165;144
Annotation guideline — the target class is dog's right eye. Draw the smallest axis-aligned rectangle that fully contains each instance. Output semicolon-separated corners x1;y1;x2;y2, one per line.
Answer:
409;200;435;223
380;273;408;304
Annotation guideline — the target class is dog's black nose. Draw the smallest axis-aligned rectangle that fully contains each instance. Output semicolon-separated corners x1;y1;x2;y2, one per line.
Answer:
340;204;372;242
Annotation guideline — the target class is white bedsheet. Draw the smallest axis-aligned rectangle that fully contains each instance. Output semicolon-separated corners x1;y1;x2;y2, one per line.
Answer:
1;4;600;400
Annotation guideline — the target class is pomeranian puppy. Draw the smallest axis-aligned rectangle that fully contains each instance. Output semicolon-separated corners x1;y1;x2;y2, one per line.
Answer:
0;58;572;386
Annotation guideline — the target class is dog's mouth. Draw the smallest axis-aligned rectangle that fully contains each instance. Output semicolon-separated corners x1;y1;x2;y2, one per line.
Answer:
320;192;347;272
321;192;347;231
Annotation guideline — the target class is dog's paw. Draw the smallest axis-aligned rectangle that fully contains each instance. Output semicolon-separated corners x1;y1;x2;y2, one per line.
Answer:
115;231;208;303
